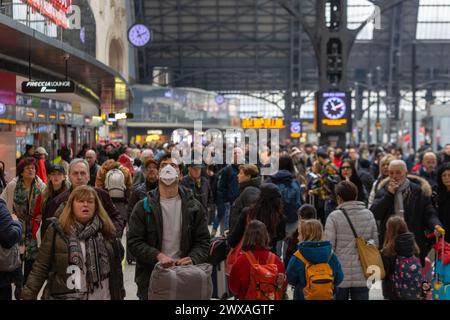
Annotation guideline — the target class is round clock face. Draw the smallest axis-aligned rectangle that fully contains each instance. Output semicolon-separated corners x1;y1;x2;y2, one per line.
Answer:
322;97;347;120
128;24;152;47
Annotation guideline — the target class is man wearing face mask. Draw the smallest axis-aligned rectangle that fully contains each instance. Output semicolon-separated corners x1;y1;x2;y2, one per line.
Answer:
127;154;210;300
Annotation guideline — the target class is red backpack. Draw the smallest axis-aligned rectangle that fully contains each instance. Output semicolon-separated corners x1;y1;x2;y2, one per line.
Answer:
243;251;285;300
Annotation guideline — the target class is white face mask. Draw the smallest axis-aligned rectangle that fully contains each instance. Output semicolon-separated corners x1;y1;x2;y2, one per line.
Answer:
159;164;179;186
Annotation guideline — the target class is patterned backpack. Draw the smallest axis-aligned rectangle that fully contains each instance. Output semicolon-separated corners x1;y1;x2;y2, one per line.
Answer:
392;256;424;300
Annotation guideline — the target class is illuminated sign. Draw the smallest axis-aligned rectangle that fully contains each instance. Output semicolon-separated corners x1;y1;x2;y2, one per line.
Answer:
315;92;352;133
22;80;75;94
21;0;72;29
0;103;6;115
147;130;163;135
242;118;285;129
108;113;134;121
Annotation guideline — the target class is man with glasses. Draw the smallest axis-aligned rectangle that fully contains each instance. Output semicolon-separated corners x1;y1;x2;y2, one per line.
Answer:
42;158;124;237
127;153;210;300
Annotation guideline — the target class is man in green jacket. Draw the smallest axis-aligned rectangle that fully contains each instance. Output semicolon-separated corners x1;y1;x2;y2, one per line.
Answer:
127;153;210;300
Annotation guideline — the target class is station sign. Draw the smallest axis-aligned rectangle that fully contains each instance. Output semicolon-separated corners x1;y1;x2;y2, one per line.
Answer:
242;118;285;129
315;91;352;133
21;0;72;29
22;80;75;94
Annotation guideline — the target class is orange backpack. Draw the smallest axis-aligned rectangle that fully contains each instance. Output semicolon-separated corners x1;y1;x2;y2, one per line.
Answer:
294;250;335;300
243;251;285;300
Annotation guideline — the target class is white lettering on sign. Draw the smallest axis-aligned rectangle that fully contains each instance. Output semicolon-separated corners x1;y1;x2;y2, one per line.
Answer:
21;0;72;29
26;81;72;87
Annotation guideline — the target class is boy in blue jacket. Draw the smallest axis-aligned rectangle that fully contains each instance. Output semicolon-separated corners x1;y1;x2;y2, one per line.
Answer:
286;219;344;300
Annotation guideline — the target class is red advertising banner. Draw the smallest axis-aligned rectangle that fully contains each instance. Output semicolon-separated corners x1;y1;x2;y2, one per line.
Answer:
21;0;72;29
0;71;16;105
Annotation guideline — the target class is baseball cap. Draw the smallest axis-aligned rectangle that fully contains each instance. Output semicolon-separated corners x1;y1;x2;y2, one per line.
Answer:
36;147;48;156
48;165;66;175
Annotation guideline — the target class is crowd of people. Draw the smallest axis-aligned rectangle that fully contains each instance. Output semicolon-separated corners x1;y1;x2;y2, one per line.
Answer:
0;140;449;300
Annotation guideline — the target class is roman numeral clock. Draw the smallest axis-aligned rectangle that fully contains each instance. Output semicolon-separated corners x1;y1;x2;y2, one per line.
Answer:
128;24;152;47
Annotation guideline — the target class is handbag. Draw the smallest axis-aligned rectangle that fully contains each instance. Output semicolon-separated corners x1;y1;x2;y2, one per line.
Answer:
0;243;22;272
341;208;385;280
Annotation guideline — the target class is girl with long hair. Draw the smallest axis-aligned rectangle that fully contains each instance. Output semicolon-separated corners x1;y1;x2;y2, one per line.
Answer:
339;158;368;205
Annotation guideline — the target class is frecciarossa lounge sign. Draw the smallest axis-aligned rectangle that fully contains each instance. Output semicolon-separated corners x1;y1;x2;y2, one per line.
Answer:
21;0;72;29
22;80;75;93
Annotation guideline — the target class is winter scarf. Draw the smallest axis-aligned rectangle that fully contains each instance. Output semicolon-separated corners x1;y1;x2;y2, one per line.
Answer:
14;177;42;260
394;179;411;218
68;215;111;293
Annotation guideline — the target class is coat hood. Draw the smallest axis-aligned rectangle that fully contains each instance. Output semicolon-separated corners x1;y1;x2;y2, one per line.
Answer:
101;159;121;172
239;176;261;192
297;241;333;264
394;232;416;257
337;200;368;213
377;175;433;197
269;170;294;184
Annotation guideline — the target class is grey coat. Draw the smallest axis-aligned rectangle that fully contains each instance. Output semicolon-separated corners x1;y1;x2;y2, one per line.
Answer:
325;201;378;288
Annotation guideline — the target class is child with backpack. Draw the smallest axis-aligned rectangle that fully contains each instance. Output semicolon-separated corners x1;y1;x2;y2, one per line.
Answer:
284;205;317;267
381;216;428;300
286;219;343;300
229;220;287;300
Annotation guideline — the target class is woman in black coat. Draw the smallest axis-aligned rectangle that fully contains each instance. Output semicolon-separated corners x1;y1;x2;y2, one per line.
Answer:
228;183;285;254
0;199;22;300
436;163;450;242
339;159;368;205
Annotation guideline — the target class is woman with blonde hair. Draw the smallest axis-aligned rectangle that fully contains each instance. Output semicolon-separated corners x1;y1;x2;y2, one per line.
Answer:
21;186;125;300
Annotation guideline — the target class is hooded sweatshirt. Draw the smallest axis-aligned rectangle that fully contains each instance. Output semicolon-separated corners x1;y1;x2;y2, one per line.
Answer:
286;241;344;300
266;170;302;223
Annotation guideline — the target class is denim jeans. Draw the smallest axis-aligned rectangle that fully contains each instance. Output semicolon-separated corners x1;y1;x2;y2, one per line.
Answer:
213;202;230;234
336;287;370;300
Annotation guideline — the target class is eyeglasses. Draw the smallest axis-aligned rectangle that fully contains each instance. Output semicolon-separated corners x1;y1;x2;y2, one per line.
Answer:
24;166;36;171
341;166;352;170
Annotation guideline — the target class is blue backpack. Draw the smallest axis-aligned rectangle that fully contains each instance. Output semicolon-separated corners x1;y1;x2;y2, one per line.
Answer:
277;180;301;223
392;256;424;300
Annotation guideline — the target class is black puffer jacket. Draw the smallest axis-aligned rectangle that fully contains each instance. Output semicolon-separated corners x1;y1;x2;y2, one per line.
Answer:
229;177;261;233
381;232;418;300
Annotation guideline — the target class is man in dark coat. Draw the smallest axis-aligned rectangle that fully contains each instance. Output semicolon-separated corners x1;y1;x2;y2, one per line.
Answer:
85;149;100;187
418;152;439;190
43;159;124;237
370;160;443;264
181;163;213;213
127;154;210;300
358;159;375;196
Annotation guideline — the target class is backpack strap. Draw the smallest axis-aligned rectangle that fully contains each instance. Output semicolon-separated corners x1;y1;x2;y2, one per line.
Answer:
294;250;310;267
244;251;259;265
143;196;153;224
266;252;277;265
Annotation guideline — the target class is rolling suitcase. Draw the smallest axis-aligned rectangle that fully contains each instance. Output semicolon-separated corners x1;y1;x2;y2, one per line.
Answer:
211;261;229;300
432;235;450;300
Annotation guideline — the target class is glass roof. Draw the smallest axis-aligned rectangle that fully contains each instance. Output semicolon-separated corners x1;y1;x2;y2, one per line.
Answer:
347;0;377;40
417;0;450;40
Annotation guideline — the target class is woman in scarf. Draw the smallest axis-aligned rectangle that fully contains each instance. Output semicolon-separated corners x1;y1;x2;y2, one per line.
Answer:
21;185;125;300
1;157;46;285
